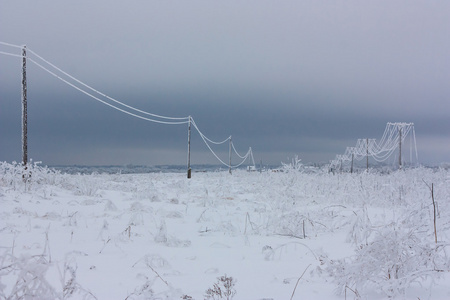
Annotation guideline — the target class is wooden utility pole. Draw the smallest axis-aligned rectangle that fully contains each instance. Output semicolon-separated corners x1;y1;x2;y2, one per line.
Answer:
187;116;191;179
399;126;402;169
351;153;354;174
366;138;369;172
22;45;28;168
229;136;232;174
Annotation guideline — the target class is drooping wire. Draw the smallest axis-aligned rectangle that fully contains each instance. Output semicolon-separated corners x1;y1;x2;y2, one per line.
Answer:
1;42;189;123
190;118;253;168
2;41;256;168
28;57;189;125
0;50;23;58
26;48;189;121
329;122;418;170
190;118;230;145
0;41;24;49
190;118;232;167
231;141;248;159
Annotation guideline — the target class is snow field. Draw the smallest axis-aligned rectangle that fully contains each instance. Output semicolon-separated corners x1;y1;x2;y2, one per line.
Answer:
1;162;449;299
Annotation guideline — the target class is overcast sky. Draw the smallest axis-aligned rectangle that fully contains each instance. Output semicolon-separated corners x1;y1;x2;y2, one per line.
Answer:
1;1;449;167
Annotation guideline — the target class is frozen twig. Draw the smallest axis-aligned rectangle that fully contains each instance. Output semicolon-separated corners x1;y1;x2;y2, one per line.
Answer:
290;264;311;300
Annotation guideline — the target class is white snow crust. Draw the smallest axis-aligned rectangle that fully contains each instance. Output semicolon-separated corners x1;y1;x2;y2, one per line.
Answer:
1;162;449;299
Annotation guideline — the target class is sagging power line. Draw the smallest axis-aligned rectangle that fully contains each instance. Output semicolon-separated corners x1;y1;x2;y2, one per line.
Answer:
329;122;418;172
0;42;256;178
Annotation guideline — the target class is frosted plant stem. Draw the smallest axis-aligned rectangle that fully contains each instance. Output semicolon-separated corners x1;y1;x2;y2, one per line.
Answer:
290;264;311;300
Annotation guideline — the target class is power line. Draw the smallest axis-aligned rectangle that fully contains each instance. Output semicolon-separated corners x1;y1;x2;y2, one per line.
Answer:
0;50;23;58
329;122;418;171
1;42;256;171
27;48;189;121
0;41;24;49
28;57;189;125
190;118;252;168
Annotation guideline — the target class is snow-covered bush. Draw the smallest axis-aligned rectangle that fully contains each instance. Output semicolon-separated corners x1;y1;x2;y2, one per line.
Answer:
320;214;450;298
71;174;101;196
0;161;64;191
204;274;236;300
0;253;59;299
281;155;303;172
0;252;96;299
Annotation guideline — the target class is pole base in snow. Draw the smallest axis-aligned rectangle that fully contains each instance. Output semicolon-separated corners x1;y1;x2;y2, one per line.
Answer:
187;168;191;179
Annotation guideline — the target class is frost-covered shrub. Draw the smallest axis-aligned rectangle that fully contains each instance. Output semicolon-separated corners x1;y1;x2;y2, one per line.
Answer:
320;219;450;298
281;155;303;172
0;161;64;191
0;253;58;299
268;211;307;238
346;206;372;246
71;174;101;196
204;275;236;300
0;252;95;299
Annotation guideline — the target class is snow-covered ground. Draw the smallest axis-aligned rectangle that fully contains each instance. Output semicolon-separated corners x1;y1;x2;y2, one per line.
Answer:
1;162;449;299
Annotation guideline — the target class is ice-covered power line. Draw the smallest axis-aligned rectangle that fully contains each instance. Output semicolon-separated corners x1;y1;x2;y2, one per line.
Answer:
329;122;418;171
0;41;24;49
27;48;190;121
0;50;23;58
189;118;254;169
1;42;189;124
1;42;256;174
28;57;190;125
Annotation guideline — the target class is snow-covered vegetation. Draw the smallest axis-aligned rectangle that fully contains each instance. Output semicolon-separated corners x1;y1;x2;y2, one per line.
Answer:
1;161;449;299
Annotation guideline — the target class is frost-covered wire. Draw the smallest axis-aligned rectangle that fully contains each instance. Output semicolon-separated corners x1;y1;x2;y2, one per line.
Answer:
190;118;252;169
190;118;230;145
28;57;189;125
330;122;418;170
231;149;252;168
2;41;256;168
0;41;24;49
231;141;248;159
0;50;23;58
232;142;255;168
27;48;189;121
1;42;188;121
1;42;189;124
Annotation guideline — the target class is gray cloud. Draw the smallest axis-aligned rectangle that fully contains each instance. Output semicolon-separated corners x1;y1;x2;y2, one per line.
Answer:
1;1;449;166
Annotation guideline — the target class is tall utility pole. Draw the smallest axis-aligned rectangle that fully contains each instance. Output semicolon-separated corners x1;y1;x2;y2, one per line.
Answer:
229;136;232;174
187;116;191;179
399;126;402;170
22;45;28;168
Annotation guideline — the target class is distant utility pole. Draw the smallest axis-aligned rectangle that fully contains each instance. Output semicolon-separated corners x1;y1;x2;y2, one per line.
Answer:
22;45;28;168
229;136;232;174
366;138;369;172
187;116;192;179
399;126;402;169
351;153;354;174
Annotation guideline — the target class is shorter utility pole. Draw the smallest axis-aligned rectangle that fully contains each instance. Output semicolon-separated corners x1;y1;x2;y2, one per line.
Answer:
399;126;402;170
187;116;191;179
229;136;232;174
351;153;354;174
22;45;28;169
366;138;369;172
